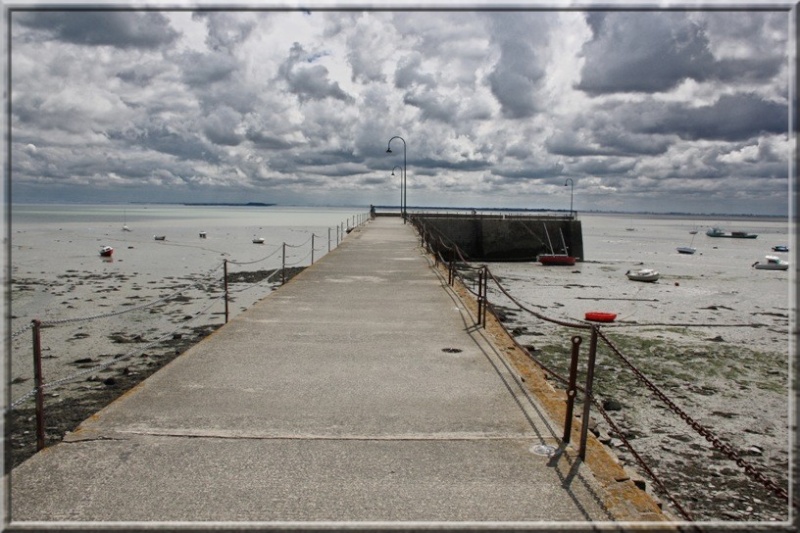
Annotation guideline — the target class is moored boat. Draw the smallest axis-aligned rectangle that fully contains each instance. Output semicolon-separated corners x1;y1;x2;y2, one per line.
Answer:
154;235;166;241
752;256;789;271
585;311;617;323
538;223;576;266
99;246;114;257
252;237;265;244
676;246;696;255
706;227;757;239
538;254;576;266
772;245;789;252
626;268;660;282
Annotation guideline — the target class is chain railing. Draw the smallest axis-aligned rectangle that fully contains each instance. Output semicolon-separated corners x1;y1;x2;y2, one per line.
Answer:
9;213;369;454
411;216;796;521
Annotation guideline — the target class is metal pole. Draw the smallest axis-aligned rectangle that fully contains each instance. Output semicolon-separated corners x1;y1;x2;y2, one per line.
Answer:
328;227;332;252
481;266;488;329
32;319;45;451
223;259;229;323
281;242;286;285
563;335;582;444
476;268;484;326
311;234;315;265
579;326;599;460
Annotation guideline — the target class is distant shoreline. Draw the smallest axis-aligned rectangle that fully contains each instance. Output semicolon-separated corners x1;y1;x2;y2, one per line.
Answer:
5;201;788;219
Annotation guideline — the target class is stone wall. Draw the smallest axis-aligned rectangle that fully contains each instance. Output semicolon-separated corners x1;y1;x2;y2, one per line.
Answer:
413;215;584;262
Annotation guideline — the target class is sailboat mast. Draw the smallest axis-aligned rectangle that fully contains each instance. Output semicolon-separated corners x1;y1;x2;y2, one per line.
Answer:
543;223;555;254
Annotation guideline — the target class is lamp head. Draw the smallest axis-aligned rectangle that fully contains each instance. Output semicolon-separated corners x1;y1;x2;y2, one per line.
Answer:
386;148;392;153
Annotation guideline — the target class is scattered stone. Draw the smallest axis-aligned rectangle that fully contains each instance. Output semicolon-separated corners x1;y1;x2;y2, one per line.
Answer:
602;398;623;411
103;377;117;386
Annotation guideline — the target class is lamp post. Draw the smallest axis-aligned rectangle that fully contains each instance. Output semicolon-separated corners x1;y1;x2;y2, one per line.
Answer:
391;165;403;218
564;178;574;218
386;136;406;223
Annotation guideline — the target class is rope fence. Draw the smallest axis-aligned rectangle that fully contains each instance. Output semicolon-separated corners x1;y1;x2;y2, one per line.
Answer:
412;216;796;521
8;213;370;444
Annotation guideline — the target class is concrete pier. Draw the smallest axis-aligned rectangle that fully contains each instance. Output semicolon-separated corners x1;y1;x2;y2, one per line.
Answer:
7;217;663;526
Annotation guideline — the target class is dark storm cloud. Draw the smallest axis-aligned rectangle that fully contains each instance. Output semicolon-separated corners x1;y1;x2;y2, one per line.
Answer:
278;43;353;103
192;12;256;53
118;125;222;163
486;13;551;119
245;130;297;150
577;12;783;95
546;128;671;157
15;11;179;49
403;91;460;124
178;50;238;86
394;53;436;89
629;93;786;141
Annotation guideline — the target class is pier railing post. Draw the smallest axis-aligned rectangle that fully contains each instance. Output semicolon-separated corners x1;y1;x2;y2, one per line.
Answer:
476;267;484;326
223;260;229;323
328;227;332;252
579;325;599;460
563;335;582;444
481;266;488;329
311;234;315;265
281;243;286;285
32;319;45;451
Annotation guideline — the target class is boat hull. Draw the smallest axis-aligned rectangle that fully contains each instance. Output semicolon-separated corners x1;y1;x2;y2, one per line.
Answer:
676;247;696;255
585;312;617;323
538;254;576;266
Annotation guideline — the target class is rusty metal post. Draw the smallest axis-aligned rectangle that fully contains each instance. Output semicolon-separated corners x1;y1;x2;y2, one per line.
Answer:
476;267;484;326
32;319;45;451
563;335;582;444
328;227;332;252
336;225;340;246
311;234;315;265
281;243;286;285
223;259;229;323
579;325;600;460
481;266;488;329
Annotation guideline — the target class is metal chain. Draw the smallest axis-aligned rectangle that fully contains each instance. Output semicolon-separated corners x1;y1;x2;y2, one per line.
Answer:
597;328;794;507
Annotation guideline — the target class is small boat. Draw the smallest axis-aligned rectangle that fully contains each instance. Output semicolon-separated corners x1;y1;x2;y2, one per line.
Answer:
252;237;265;244
199;232;207;239
538;224;576;266
154;235;166;241
678;230;697;254
585;311;617;323
626;268;660;282
122;224;132;232
706;227;757;239
538;254;576;266
99;246;114;257
753;256;789;271
772;245;789;252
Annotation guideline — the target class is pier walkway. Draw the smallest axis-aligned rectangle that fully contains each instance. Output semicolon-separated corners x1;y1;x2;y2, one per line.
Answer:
9;217;646;526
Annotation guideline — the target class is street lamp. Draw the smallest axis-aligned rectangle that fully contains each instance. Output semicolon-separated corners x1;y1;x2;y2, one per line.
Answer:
564;178;574;218
391;165;403;218
386;136;406;222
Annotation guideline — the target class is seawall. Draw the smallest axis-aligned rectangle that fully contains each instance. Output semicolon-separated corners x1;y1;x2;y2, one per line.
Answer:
412;213;584;262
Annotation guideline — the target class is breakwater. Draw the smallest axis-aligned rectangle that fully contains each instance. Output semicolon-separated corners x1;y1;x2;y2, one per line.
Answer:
411;213;584;261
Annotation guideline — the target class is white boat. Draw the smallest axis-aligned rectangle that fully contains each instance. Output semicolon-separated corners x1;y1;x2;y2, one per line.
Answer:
99;245;114;257
252;237;265;244
677;230;697;254
626;268;660;282
752;256;789;271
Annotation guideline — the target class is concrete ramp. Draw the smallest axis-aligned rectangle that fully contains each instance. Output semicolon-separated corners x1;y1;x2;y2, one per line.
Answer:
9;217;616;524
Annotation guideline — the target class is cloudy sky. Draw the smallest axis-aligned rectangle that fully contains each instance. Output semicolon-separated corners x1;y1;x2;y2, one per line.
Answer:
7;2;793;215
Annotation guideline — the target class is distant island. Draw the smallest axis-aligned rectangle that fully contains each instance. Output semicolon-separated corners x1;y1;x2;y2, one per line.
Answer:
182;202;275;207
